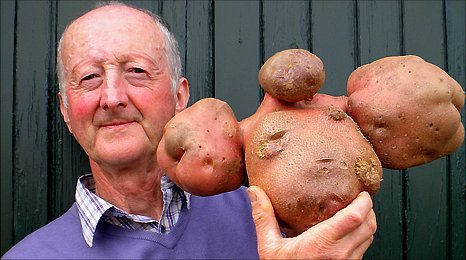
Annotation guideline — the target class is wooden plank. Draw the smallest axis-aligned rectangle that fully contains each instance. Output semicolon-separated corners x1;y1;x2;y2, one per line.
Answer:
311;0;356;97
355;1;404;259
367;171;404;259
357;1;403;60
1;0;16;255
262;0;309;58
445;1;465;258
403;1;448;259
125;0;161;14
162;0;187;76
13;0;51;242
185;0;213;104
51;0;95;220
214;0;261;120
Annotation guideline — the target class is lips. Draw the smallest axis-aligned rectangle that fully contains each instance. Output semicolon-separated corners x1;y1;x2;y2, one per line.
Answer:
100;120;133;127
100;120;135;128
94;110;143;128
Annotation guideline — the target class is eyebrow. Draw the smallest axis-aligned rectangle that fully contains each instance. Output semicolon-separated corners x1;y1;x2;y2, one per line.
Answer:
70;52;162;78
115;52;160;68
70;59;101;80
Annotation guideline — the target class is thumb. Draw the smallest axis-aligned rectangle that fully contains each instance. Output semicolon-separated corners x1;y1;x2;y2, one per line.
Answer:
247;186;283;246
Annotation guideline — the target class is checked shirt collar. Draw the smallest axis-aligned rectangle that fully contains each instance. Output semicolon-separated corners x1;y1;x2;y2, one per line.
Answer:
75;174;190;247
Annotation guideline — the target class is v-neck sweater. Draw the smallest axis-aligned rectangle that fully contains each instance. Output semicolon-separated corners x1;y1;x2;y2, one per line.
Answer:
2;187;259;259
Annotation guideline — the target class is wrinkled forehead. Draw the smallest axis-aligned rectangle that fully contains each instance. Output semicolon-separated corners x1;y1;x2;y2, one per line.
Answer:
61;5;164;67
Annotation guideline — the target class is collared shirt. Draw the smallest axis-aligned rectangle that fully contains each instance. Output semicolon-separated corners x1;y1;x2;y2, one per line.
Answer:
75;174;190;247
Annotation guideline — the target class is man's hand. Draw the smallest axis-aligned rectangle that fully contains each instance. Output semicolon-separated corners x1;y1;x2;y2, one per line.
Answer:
247;186;377;259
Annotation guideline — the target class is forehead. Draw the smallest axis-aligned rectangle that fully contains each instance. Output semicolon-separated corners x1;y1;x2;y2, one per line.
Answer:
62;6;164;66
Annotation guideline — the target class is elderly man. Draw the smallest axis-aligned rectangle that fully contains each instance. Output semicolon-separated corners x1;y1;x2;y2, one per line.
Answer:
3;2;376;259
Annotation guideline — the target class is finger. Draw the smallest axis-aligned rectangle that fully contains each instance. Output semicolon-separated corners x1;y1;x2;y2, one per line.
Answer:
247;186;283;246
349;235;374;260
323;191;374;241
339;209;377;252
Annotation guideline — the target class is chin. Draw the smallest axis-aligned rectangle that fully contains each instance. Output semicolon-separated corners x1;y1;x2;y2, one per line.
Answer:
93;139;154;167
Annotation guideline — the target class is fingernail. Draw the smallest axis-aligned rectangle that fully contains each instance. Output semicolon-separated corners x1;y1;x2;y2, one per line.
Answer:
247;188;257;202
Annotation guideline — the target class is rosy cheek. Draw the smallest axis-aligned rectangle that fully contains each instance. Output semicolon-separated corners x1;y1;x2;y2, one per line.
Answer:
134;89;176;128
68;92;99;123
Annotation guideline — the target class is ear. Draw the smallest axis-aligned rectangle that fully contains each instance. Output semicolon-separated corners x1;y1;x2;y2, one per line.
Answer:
58;92;73;133
175;77;190;114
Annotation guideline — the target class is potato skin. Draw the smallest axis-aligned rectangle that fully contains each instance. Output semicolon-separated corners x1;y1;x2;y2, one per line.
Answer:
347;55;465;169
157;98;245;196
243;96;382;236
258;49;325;102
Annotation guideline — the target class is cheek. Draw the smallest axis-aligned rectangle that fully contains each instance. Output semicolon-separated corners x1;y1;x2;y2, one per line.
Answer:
136;90;177;134
67;92;99;127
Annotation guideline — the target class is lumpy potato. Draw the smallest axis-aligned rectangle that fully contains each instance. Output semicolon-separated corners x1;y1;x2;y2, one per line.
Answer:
157;98;245;196
347;55;465;169
242;94;382;236
258;49;325;102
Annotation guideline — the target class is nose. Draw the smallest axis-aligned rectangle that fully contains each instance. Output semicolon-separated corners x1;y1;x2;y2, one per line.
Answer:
100;73;128;111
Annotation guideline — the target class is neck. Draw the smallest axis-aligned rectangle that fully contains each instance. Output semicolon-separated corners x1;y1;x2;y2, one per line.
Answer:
89;159;164;220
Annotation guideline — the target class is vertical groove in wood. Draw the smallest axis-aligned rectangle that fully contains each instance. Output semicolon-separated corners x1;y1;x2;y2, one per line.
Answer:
123;0;161;15
399;2;408;258
186;0;214;103
13;0;52;243
308;1;312;53
400;0;406;56
443;2;451;257
0;0;16;255
162;0;187;77
51;0;95;221
262;0;309;57
47;0;57;224
445;0;466;258
214;0;260;120
210;0;214;99
403;2;449;259
258;0;264;101
311;0;356;96
355;1;404;259
353;0;359;69
402;169;408;260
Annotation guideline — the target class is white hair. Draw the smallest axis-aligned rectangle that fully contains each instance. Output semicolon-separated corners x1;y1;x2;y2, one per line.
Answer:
57;1;182;107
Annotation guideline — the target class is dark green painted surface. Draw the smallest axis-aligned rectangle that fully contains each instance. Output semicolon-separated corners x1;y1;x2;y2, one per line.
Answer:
356;1;404;259
446;1;466;258
13;0;51;243
215;0;261;120
1;0;15;254
1;0;464;259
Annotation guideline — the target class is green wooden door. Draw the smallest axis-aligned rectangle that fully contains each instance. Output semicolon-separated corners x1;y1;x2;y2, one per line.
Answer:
1;1;464;258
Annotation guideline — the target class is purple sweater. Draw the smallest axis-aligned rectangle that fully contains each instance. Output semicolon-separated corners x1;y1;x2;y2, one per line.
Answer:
2;187;259;259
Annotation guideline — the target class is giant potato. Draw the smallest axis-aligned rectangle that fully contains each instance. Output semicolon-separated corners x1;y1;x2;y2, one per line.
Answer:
157;98;245;196
347;55;465;169
242;93;382;236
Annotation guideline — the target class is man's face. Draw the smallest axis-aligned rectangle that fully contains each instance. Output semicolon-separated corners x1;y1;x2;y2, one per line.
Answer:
59;6;188;169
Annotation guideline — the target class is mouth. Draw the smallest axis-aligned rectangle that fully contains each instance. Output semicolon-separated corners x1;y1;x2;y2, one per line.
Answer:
100;121;135;128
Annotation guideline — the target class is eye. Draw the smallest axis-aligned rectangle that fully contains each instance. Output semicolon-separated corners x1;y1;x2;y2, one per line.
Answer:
82;74;99;81
125;66;150;86
129;67;146;73
79;73;102;90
